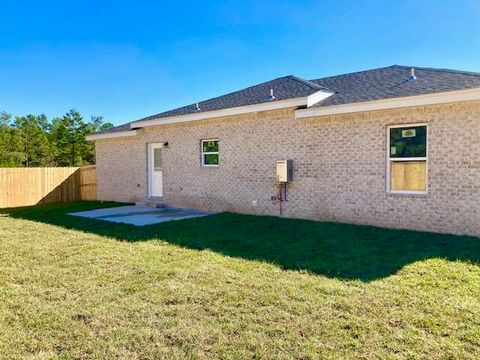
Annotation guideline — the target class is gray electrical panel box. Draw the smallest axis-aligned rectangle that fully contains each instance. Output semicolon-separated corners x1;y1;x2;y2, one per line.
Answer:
276;160;293;182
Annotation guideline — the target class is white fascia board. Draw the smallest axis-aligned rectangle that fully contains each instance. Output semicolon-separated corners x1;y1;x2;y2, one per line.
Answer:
131;97;309;128
295;87;480;119
306;90;335;107
86;129;139;141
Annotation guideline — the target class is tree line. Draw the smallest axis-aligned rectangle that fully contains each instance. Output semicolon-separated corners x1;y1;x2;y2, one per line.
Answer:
0;109;113;167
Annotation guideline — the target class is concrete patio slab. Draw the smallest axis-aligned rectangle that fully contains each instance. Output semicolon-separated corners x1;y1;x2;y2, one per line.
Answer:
69;205;211;226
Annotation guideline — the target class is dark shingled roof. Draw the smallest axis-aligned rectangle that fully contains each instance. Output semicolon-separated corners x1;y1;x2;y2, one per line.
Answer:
132;75;327;123
94;122;132;135
310;65;480;107
96;65;480;135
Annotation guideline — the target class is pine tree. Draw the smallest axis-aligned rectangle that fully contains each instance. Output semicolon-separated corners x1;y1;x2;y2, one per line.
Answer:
1;109;112;167
12;114;51;167
83;116;114;164
0;111;22;166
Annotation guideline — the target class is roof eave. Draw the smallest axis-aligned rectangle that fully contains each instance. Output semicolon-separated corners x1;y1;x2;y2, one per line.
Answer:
132;90;334;129
295;87;480;118
86;129;139;141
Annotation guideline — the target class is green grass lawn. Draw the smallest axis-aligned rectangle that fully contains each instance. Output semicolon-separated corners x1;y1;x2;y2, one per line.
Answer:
0;202;479;359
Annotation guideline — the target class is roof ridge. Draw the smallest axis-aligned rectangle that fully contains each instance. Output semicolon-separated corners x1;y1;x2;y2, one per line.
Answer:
309;65;399;82
391;64;480;77
287;75;329;91
309;65;480;83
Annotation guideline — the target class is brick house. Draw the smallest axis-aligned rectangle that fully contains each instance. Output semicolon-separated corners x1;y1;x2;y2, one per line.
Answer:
87;65;480;236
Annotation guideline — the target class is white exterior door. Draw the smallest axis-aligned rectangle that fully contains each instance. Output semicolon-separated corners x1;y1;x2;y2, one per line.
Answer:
148;143;163;197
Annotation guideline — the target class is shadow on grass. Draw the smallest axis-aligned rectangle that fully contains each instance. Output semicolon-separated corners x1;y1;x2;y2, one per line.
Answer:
1;201;479;282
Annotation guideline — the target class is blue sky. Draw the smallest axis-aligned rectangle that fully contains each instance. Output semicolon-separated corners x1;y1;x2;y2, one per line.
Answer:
1;0;479;125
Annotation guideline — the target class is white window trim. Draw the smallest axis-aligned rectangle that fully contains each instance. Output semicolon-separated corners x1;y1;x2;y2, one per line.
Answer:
386;123;428;195
201;139;219;167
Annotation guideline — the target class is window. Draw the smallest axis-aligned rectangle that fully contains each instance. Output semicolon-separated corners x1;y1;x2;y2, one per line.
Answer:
201;139;219;166
387;124;427;193
153;148;162;171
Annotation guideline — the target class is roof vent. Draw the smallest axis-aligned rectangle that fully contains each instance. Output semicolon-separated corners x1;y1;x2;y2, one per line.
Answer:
266;88;275;101
408;68;417;82
194;102;201;112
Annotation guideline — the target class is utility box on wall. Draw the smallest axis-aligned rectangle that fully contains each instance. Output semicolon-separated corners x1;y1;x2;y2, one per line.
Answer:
276;160;293;183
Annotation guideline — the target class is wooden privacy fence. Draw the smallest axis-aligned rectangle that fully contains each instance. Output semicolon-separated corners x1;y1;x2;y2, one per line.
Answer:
78;165;97;201
0;166;96;208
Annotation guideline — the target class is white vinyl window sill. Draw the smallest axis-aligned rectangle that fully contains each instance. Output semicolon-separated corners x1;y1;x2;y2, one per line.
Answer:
387;190;428;196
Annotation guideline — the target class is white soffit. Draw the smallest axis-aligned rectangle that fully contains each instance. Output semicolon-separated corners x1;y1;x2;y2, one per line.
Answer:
295;87;480;118
86;90;335;140
86;129;139;141
131;90;334;128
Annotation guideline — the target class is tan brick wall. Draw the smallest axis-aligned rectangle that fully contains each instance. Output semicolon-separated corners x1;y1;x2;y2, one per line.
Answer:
95;101;480;236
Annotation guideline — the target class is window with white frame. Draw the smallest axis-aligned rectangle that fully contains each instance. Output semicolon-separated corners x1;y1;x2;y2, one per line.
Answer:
201;139;219;166
387;124;427;193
